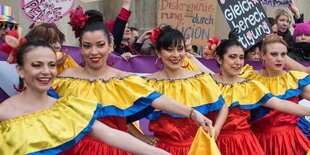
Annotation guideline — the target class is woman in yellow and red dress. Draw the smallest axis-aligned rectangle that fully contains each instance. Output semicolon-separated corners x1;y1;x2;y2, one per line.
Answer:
127;26;227;155
240;34;310;155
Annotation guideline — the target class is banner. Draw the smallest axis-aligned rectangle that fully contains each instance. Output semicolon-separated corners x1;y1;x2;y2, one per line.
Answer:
218;0;272;50
261;0;292;7
158;0;217;46
20;0;75;23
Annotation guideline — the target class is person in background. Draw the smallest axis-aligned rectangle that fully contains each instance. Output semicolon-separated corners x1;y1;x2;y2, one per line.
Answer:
106;0;141;61
0;5;18;40
274;2;304;46
191;45;204;58
245;42;262;61
288;21;310;62
25;23;79;74
129;27;139;45
131;29;157;55
267;17;278;34
0;5;19;100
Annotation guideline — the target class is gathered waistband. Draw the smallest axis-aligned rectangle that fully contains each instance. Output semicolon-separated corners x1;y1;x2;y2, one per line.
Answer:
156;136;193;147
251;125;296;133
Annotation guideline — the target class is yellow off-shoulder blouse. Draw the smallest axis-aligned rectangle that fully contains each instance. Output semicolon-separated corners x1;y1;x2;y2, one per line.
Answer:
53;75;162;122
143;73;225;119
240;64;310;99
215;79;274;109
0;96;101;155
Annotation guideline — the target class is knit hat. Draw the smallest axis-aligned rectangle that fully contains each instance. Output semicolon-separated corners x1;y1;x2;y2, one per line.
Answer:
293;21;310;41
0;5;17;24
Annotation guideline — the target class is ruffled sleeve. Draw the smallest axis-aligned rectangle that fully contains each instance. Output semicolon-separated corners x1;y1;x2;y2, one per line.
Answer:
55;52;79;75
239;64;258;79
216;79;274;109
53;75;162;122
240;64;310;99
0;96;101;155
144;73;225;120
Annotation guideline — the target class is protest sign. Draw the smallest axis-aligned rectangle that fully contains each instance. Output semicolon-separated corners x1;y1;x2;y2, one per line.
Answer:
261;0;292;7
218;0;272;50
20;0;75;23
158;0;217;46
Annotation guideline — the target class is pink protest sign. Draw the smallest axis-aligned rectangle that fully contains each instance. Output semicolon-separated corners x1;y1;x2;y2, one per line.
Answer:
20;0;76;23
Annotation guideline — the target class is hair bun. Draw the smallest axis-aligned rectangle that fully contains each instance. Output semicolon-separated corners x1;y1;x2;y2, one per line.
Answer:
85;10;104;23
228;28;239;40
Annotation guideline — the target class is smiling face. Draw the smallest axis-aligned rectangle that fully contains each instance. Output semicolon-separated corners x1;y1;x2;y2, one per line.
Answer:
17;46;57;92
157;42;186;71
80;30;113;70
218;45;245;77
50;40;62;52
262;42;287;72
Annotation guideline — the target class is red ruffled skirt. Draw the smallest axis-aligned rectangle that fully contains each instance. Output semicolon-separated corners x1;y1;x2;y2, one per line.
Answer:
252;125;310;155
59;116;132;155
155;137;193;155
216;129;265;155
60;135;132;155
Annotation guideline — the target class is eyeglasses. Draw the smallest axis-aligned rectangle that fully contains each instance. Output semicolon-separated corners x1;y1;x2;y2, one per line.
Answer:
0;22;17;30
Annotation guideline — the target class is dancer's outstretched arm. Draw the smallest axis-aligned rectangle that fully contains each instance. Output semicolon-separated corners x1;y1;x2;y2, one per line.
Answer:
89;120;169;155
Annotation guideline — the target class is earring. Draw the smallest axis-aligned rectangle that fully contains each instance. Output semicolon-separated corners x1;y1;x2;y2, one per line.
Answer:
13;84;26;92
218;63;223;75
107;56;115;66
261;60;266;70
155;58;162;70
79;53;85;67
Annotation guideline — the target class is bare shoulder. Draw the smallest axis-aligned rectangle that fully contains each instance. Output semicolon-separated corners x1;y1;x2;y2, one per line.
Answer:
182;69;202;76
145;72;159;79
0;97;18;121
109;67;131;78
58;67;83;77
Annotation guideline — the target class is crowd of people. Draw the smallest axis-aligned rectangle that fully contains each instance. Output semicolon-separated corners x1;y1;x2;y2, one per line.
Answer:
0;0;310;155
